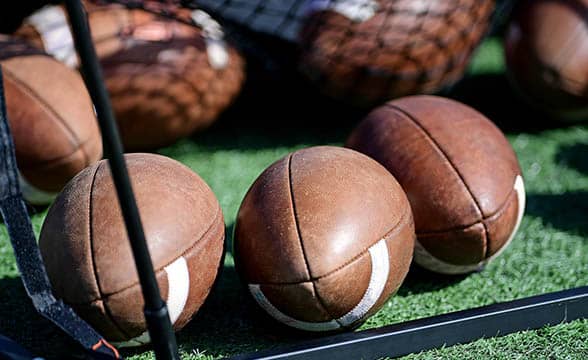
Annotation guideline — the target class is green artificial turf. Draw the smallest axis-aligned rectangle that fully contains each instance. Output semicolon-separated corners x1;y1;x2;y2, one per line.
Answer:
0;37;587;359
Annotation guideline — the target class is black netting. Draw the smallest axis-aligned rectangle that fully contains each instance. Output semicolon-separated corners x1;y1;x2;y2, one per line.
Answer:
97;0;511;106
7;0;516;108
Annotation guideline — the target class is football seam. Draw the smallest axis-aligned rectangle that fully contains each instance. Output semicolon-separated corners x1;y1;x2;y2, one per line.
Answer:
417;184;518;236
2;65;85;155
245;217;407;287
286;152;336;322
88;161;133;340
76;201;223;303
385;103;490;258
16;137;96;170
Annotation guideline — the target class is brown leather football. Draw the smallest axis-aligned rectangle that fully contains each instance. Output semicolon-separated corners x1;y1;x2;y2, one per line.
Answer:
0;36;101;205
505;0;588;121
16;1;246;151
234;146;415;331
39;153;225;347
299;0;495;106
347;96;525;275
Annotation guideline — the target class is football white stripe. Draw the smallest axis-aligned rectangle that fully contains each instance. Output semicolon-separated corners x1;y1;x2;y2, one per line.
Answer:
190;10;229;69
304;0;380;22
487;175;526;262
414;175;526;275
338;239;389;326
249;238;390;331
26;6;78;67
248;285;341;332
164;256;191;324
113;256;190;348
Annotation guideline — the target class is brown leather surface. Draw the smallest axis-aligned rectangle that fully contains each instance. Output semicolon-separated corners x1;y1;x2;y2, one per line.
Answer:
367;217;414;317
39;153;225;341
484;186;519;258
16;2;246;150
347;96;522;267
260;282;333;323
235;146;414;327
299;0;495;106
38;164;101;304
289;147;410;277
418;223;486;265
234;157;310;285
104;218;224;340
505;0;588;120
314;253;372;320
0;44;101;192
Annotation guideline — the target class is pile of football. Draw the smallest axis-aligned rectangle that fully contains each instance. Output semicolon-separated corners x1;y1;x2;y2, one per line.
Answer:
6;0;588;351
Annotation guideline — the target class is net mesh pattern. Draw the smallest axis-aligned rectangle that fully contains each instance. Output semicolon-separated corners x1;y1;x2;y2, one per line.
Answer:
102;0;500;104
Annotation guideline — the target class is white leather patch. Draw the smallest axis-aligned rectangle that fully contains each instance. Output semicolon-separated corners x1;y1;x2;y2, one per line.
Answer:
413;239;484;275
191;9;229;69
249;285;341;332
338;239;389;326
486;175;526;262
164;256;191;324
26;5;78;67
304;0;379;22
113;256;190;348
414;175;526;275
18;172;57;205
249;238;390;331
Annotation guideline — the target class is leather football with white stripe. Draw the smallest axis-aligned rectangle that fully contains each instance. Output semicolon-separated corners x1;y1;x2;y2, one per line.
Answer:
234;146;415;331
39;153;225;346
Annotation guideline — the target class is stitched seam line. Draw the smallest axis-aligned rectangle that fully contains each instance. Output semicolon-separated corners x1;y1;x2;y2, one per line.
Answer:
17;137;95;170
73;203;223;304
287;152;335;321
249;210;411;286
88;161;131;339
418;185;517;236
2;66;82;149
386;103;489;258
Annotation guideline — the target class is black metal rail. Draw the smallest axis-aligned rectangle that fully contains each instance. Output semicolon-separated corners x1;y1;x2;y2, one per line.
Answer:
63;1;179;359
229;286;588;360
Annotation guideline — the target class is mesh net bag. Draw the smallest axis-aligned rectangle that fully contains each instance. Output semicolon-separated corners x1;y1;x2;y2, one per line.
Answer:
15;0;246;151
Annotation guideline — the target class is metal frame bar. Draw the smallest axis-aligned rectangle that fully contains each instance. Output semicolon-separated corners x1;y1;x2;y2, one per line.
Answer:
63;1;179;359
228;286;588;359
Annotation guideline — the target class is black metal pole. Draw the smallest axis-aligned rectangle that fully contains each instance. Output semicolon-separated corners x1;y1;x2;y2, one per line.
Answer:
63;1;179;359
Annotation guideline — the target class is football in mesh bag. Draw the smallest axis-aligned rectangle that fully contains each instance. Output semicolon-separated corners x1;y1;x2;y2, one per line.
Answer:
505;0;588;121
234;146;415;331
39;153;225;347
0;36;101;205
16;1;246;151
299;0;495;106
347;96;525;275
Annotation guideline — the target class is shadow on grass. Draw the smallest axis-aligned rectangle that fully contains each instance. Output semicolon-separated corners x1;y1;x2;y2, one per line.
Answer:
526;191;588;237
396;265;468;297
449;73;572;134
556;143;588;176
0;276;75;359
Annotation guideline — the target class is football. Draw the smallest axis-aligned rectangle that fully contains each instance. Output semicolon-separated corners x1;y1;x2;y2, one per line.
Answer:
234;146;414;331
39;153;225;347
347;96;525;275
0;36;101;205
299;0;496;106
504;0;588;121
16;1;246;150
